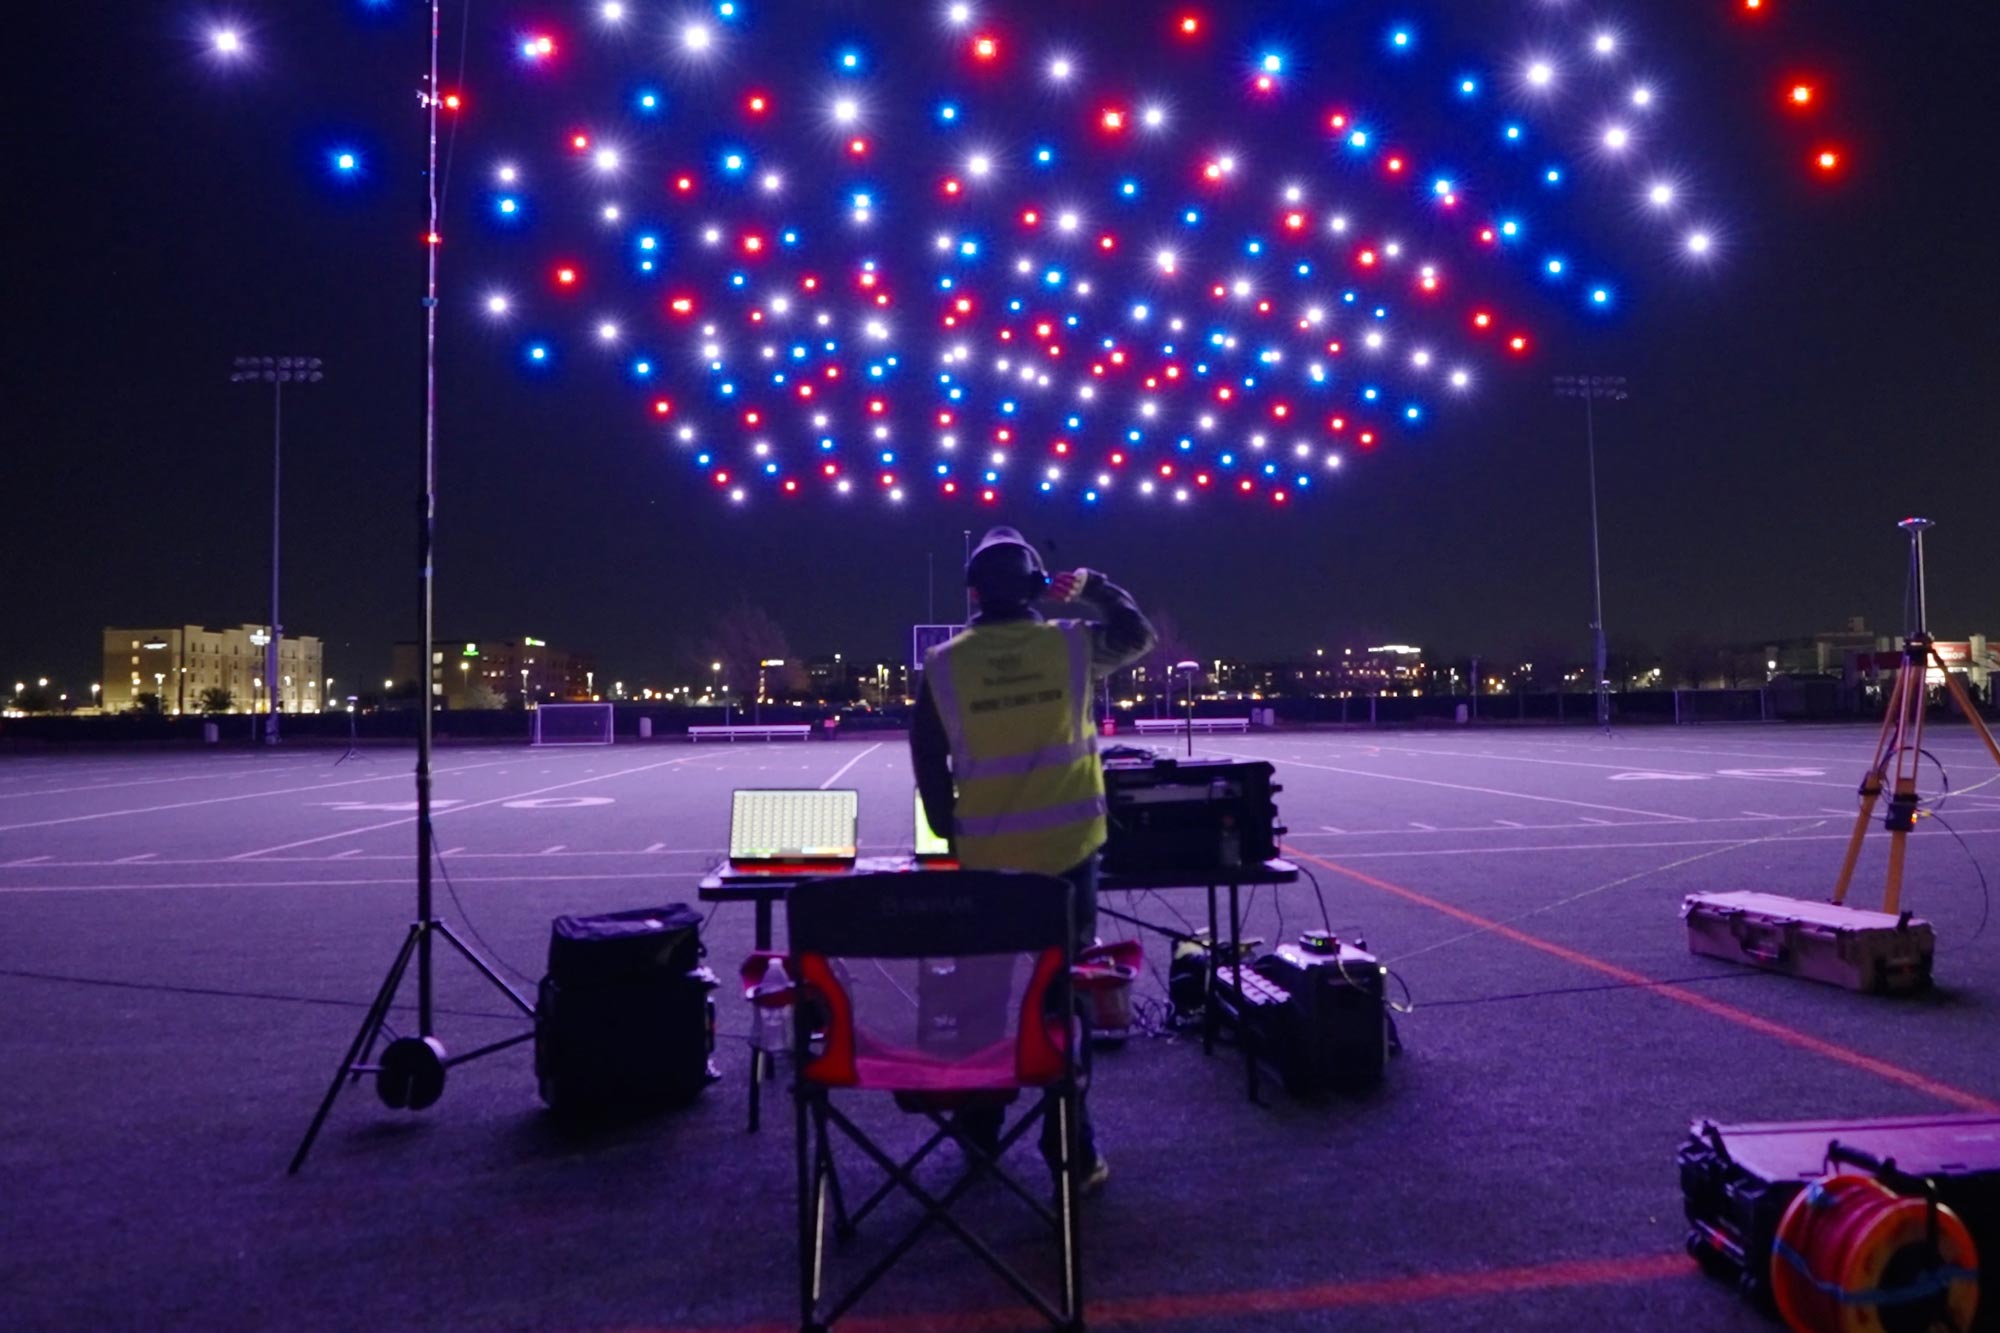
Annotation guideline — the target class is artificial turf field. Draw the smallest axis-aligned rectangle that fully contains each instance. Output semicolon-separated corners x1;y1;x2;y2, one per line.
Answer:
5;723;1999;1332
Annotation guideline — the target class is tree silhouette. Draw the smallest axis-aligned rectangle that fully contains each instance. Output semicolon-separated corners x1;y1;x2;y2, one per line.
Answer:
695;604;804;701
199;687;236;714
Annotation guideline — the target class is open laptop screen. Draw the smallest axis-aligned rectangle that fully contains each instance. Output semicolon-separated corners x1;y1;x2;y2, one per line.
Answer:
913;786;952;860
729;789;859;863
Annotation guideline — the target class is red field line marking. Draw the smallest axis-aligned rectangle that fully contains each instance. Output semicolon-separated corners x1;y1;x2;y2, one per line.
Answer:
618;1251;1690;1333
1287;848;2000;1113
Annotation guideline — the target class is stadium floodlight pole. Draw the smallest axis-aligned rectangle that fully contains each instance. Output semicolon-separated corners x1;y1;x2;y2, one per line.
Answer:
230;355;323;744
290;0;533;1176
1553;375;1629;733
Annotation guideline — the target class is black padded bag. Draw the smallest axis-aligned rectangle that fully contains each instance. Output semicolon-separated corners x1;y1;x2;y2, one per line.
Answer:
535;905;718;1114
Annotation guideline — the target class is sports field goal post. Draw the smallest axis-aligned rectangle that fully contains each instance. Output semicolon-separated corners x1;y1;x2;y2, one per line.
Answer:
530;701;615;746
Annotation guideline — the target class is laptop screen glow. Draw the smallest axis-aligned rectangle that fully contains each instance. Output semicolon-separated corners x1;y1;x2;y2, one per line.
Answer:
729;789;858;862
913;787;951;859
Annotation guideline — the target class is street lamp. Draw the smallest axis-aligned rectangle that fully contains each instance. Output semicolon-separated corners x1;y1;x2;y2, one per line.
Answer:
231;354;325;745
1553;374;1628;732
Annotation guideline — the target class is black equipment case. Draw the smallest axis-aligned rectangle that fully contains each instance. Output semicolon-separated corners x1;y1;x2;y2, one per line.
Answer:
1679;1112;2000;1328
534;905;719;1114
1101;754;1284;876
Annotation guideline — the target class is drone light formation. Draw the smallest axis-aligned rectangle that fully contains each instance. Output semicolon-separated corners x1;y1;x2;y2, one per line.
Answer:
350;0;1837;509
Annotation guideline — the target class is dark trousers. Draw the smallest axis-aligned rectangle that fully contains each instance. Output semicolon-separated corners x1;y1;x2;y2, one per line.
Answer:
959;854;1099;1173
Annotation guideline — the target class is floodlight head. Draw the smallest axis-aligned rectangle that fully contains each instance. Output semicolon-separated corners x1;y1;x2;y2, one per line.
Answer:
1899;516;1934;534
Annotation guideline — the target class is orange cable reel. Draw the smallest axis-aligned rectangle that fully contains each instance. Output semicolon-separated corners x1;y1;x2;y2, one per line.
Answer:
1770;1171;1979;1333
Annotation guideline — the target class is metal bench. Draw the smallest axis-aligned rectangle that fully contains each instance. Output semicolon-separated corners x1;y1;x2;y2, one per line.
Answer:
1130;717;1253;734
686;724;815;742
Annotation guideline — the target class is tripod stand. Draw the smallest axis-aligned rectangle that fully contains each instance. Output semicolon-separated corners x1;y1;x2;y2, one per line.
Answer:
288;0;534;1174
1831;518;2000;916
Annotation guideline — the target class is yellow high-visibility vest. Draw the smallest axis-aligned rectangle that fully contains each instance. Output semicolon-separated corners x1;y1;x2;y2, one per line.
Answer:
925;620;1105;874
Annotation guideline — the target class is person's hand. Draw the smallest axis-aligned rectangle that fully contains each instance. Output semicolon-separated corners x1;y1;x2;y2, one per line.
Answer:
1048;569;1090;602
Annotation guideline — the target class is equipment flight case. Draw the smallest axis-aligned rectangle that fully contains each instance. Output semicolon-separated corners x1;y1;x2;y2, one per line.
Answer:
534;904;720;1115
1100;754;1284;877
1681;890;1935;994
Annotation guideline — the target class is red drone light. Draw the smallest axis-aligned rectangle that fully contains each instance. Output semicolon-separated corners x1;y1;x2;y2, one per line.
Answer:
1789;83;1814;107
1815;147;1842;172
1386;156;1405;174
653;400;672;416
1177;14;1200;36
972;35;998;60
783;480;798;493
1254;75;1274;92
570;133;589;151
746;93;769;114
1101;108;1127;132
848;138;868;155
442;92;463;112
674;175;694;192
555;266;578;286
1509;335;1530;353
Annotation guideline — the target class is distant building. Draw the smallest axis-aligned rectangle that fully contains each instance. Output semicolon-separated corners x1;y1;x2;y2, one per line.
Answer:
1847;634;1997;701
101;625;325;715
391;637;597;708
1209;645;1429;699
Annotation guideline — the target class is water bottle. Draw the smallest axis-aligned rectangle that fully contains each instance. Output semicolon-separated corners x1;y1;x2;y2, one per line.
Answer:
754;957;792;1053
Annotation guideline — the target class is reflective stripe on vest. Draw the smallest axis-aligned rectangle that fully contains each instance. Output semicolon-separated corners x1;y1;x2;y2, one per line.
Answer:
926;620;1106;875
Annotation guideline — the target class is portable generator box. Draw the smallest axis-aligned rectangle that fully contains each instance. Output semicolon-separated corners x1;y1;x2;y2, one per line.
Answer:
1681;890;1934;993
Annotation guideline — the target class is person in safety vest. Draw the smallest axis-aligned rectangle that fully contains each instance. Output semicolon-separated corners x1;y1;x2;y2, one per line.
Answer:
912;526;1155;1193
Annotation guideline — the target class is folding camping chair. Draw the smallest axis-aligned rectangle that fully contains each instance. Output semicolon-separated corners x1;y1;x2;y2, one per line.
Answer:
776;870;1087;1333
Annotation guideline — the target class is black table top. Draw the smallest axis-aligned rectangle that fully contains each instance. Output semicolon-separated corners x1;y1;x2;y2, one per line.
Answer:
698;855;1298;901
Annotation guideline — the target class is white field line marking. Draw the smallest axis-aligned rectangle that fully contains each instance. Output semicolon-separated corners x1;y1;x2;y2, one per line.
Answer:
1495;819;1524;828
1299;823;2000;864
1320;825;1346;834
645;842;668;853
225;754;720;860
1382;819;1833;967
1409;821;1437;831
540;845;566;855
19;823;2000;895
1579;817;1613;825
0;841;1006;870
0;757;521;834
819;742;883;790
0;870;712;896
5;856;53;866
1354;741;1853;790
1212;751;1700;822
0;767;303;802
113;853;157;864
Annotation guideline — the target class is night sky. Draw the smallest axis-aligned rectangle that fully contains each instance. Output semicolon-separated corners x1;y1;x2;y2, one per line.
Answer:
7;3;1997;695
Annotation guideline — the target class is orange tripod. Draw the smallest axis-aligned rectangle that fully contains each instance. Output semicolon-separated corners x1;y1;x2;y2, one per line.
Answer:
1831;518;2000;915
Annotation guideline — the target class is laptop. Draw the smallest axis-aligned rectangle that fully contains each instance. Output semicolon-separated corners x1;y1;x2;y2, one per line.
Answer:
724;789;860;876
912;786;957;868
